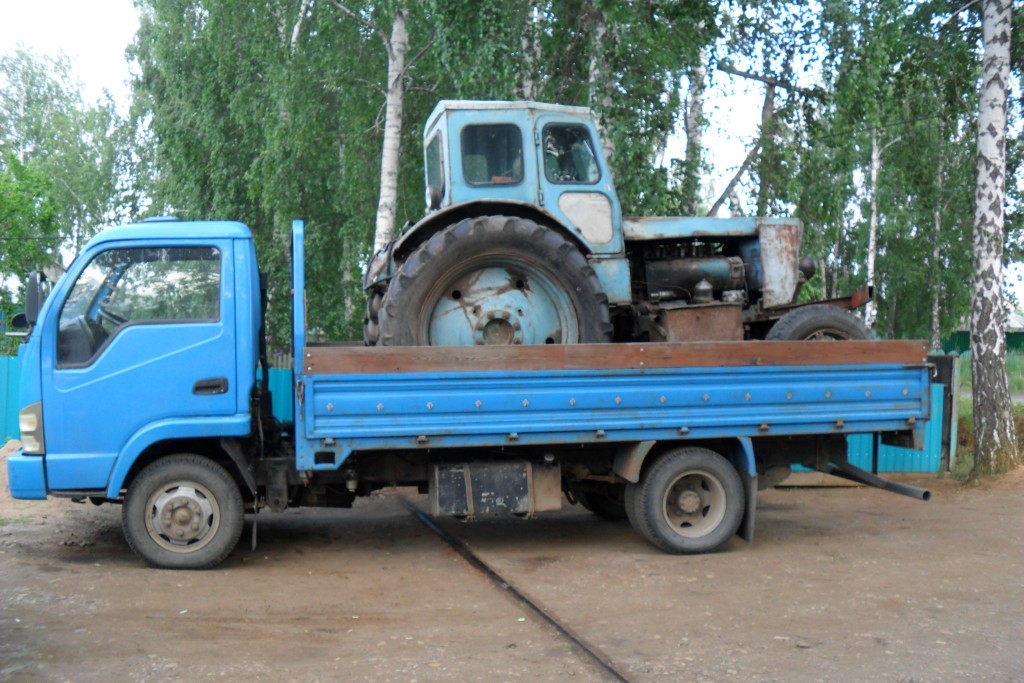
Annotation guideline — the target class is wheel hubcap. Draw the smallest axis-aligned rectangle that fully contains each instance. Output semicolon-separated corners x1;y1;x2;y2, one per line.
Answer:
145;482;219;552
662;471;727;538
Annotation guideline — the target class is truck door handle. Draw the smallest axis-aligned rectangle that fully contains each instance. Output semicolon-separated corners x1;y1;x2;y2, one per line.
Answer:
193;377;229;395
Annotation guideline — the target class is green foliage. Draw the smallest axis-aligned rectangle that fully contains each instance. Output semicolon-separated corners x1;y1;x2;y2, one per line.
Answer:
0;49;134;251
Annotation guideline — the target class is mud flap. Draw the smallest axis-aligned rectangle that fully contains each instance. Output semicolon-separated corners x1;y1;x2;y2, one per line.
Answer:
738;472;757;543
728;437;758;543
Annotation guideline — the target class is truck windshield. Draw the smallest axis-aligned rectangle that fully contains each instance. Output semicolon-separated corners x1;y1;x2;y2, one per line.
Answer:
57;246;221;366
461;124;523;185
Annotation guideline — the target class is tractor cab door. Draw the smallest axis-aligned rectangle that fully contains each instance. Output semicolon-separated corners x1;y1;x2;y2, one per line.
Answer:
535;116;623;256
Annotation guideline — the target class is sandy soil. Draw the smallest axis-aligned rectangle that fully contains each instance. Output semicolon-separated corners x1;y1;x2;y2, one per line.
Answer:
2;440;1023;683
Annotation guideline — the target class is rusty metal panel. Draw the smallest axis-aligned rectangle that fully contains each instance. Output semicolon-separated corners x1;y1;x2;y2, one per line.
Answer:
658;305;743;342
303;340;930;376
757;220;803;308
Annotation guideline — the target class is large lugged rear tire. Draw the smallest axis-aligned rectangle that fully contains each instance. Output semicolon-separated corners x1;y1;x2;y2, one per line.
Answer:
378;216;612;346
766;304;872;341
122;455;244;569
626;447;744;554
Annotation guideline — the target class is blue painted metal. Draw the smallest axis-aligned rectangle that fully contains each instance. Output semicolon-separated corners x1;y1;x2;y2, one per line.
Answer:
6;450;46;499
424;256;580;346
587;258;632;306
293;361;930;471
15;220;260;493
421;101;625;257
623;216;760;240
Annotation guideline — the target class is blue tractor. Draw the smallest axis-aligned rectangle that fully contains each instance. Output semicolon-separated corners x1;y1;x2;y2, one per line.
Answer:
363;100;870;346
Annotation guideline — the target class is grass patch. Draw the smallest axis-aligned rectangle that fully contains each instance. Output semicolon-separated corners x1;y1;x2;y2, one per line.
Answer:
954;401;1024;481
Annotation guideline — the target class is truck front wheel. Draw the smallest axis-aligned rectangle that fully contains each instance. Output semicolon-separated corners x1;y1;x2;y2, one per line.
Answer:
122;455;244;569
378;215;611;346
625;447;744;554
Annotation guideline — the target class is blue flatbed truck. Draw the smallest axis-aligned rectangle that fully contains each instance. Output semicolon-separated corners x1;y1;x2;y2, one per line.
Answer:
6;218;932;569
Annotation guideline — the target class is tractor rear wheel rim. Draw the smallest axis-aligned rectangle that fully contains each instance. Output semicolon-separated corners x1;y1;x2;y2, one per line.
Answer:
423;256;579;346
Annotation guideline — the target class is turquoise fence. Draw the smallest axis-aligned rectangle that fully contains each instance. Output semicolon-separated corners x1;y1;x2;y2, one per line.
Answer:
845;383;945;473
1;356;20;441
0;358;948;473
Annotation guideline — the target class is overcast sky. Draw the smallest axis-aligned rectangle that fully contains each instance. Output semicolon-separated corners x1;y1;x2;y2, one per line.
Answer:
0;0;139;106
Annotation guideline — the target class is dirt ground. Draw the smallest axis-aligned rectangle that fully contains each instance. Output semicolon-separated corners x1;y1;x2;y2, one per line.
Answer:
2;440;1023;683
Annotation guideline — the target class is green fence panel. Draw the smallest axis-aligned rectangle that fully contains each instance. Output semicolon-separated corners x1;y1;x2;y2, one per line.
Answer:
943;331;1023;354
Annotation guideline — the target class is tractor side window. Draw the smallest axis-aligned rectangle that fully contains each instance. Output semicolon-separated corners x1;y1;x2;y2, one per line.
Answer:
543;124;600;184
425;132;444;193
461;124;523;185
57;247;221;367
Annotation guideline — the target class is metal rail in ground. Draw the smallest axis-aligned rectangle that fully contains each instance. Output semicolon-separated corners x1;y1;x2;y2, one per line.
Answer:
403;499;633;683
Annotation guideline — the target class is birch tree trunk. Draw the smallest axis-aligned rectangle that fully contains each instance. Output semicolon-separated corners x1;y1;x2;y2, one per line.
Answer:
970;0;1018;474
864;129;880;331
587;6;615;164
518;1;540;100
682;52;706;215
865;129;880;330
754;83;775;217
930;206;942;351
372;8;408;254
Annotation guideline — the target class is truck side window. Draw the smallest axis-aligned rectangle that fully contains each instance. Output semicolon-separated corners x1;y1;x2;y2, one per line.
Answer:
57;246;221;367
461;124;523;185
543;124;600;184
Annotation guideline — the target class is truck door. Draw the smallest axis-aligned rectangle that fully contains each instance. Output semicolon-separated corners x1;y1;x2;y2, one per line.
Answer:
39;240;238;491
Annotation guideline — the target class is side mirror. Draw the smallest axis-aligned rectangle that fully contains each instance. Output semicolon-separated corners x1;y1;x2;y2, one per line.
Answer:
426;184;443;211
10;312;29;330
24;271;47;325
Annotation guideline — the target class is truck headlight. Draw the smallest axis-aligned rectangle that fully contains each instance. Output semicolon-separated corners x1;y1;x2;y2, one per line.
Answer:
18;402;44;454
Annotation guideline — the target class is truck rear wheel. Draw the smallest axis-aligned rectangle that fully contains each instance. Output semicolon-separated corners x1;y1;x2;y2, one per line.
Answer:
574;483;628;521
625;447;744;554
378;216;611;346
766;304;871;341
123;455;244;569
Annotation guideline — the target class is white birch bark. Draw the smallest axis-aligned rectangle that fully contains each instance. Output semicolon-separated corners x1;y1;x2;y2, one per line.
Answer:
970;0;1018;471
587;8;615;164
682;52;706;215
372;8;408;254
291;0;312;52
865;129;880;330
930;206;942;351
518;2;540;100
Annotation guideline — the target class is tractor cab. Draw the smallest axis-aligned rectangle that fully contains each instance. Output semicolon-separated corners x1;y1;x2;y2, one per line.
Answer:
421;100;624;256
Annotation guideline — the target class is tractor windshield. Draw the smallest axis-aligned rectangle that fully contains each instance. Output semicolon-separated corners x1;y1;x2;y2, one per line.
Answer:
460;124;523;185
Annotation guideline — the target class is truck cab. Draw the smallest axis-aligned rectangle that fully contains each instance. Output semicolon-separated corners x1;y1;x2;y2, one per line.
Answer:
9;219;261;501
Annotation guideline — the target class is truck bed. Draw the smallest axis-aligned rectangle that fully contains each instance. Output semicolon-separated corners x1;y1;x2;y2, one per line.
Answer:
294;340;931;470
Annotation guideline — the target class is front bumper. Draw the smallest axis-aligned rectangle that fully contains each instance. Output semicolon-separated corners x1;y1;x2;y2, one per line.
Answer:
6;450;47;499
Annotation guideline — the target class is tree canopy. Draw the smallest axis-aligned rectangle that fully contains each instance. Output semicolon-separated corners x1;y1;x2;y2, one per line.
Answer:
1;1;1020;352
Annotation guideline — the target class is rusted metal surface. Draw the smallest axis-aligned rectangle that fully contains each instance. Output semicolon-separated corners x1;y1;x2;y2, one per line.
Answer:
757;220;803;308
657;305;744;342
303;340;929;376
